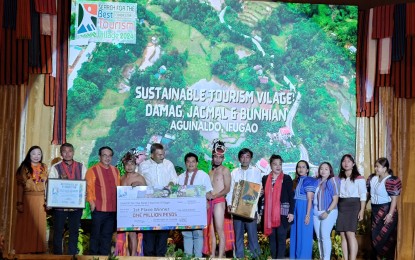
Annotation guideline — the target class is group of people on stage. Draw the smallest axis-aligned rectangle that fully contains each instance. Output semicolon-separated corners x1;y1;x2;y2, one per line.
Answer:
13;141;402;260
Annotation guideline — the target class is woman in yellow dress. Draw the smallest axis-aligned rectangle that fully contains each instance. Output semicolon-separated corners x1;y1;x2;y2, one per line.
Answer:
14;146;48;253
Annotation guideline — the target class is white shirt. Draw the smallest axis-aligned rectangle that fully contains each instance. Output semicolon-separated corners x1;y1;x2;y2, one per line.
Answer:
49;160;87;179
138;158;178;187
339;176;367;201
226;165;262;205
369;175;392;204
177;169;213;193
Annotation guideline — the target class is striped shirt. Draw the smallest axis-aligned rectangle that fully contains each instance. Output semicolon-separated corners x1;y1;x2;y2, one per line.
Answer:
367;174;402;204
294;176;317;200
86;163;120;212
314;177;340;211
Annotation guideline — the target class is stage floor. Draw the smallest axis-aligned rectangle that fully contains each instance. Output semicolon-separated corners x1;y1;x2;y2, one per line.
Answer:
5;255;370;260
6;255;185;260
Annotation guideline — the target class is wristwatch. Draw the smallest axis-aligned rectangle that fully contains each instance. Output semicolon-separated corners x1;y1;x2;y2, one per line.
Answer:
326;209;331;214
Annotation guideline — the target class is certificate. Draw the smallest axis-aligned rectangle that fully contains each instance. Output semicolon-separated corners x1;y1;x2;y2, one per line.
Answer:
46;179;86;208
117;185;207;231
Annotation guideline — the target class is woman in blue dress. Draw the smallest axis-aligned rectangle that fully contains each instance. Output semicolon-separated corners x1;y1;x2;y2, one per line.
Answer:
290;160;317;259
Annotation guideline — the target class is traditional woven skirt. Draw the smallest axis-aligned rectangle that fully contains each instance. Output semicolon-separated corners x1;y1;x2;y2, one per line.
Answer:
371;203;398;259
114;232;144;256
336;198;360;232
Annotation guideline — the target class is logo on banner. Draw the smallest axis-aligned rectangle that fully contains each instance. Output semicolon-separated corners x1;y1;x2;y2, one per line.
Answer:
75;1;137;44
77;3;98;36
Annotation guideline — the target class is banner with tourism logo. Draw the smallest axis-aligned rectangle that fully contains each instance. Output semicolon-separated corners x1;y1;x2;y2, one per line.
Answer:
75;1;137;44
117;185;207;231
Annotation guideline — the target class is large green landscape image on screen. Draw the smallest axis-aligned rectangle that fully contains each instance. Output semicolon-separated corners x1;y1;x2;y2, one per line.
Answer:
68;0;357;175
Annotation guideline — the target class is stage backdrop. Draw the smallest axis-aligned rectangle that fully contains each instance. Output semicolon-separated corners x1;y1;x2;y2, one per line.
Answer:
67;0;357;176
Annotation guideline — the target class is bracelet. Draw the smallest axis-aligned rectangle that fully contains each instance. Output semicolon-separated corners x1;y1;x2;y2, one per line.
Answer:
305;215;310;218
387;213;393;217
16;202;23;206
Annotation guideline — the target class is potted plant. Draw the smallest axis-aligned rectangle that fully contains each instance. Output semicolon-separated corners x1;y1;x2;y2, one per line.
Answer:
312;230;343;260
331;230;343;259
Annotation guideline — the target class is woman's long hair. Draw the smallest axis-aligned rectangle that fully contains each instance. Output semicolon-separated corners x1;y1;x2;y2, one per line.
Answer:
16;146;43;175
376;157;393;176
293;160;310;190
317;162;335;180
339;154;360;181
317;162;335;191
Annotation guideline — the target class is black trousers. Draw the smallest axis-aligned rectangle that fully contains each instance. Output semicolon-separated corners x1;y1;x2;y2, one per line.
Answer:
89;211;116;255
143;230;169;256
53;209;82;255
268;217;289;259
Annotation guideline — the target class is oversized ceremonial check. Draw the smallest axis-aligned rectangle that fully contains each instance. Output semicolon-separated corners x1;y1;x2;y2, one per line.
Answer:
46;179;86;208
117;185;207;231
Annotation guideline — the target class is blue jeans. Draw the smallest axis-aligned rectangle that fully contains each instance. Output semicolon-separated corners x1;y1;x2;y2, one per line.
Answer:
53;209;82;255
89;211;116;255
182;230;203;257
313;209;338;260
233;215;261;258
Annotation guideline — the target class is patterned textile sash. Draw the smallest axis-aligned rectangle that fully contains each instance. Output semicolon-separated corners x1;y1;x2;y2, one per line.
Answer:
114;232;144;256
55;161;83;180
184;168;198;185
264;172;283;236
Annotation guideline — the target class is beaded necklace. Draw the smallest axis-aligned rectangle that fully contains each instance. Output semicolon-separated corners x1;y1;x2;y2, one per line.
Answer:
31;163;44;183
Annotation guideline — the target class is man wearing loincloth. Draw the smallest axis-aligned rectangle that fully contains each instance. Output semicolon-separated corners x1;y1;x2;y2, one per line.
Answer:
203;140;233;258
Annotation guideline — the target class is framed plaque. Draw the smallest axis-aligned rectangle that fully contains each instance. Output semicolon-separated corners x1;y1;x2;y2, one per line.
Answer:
46;179;86;208
230;180;261;219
